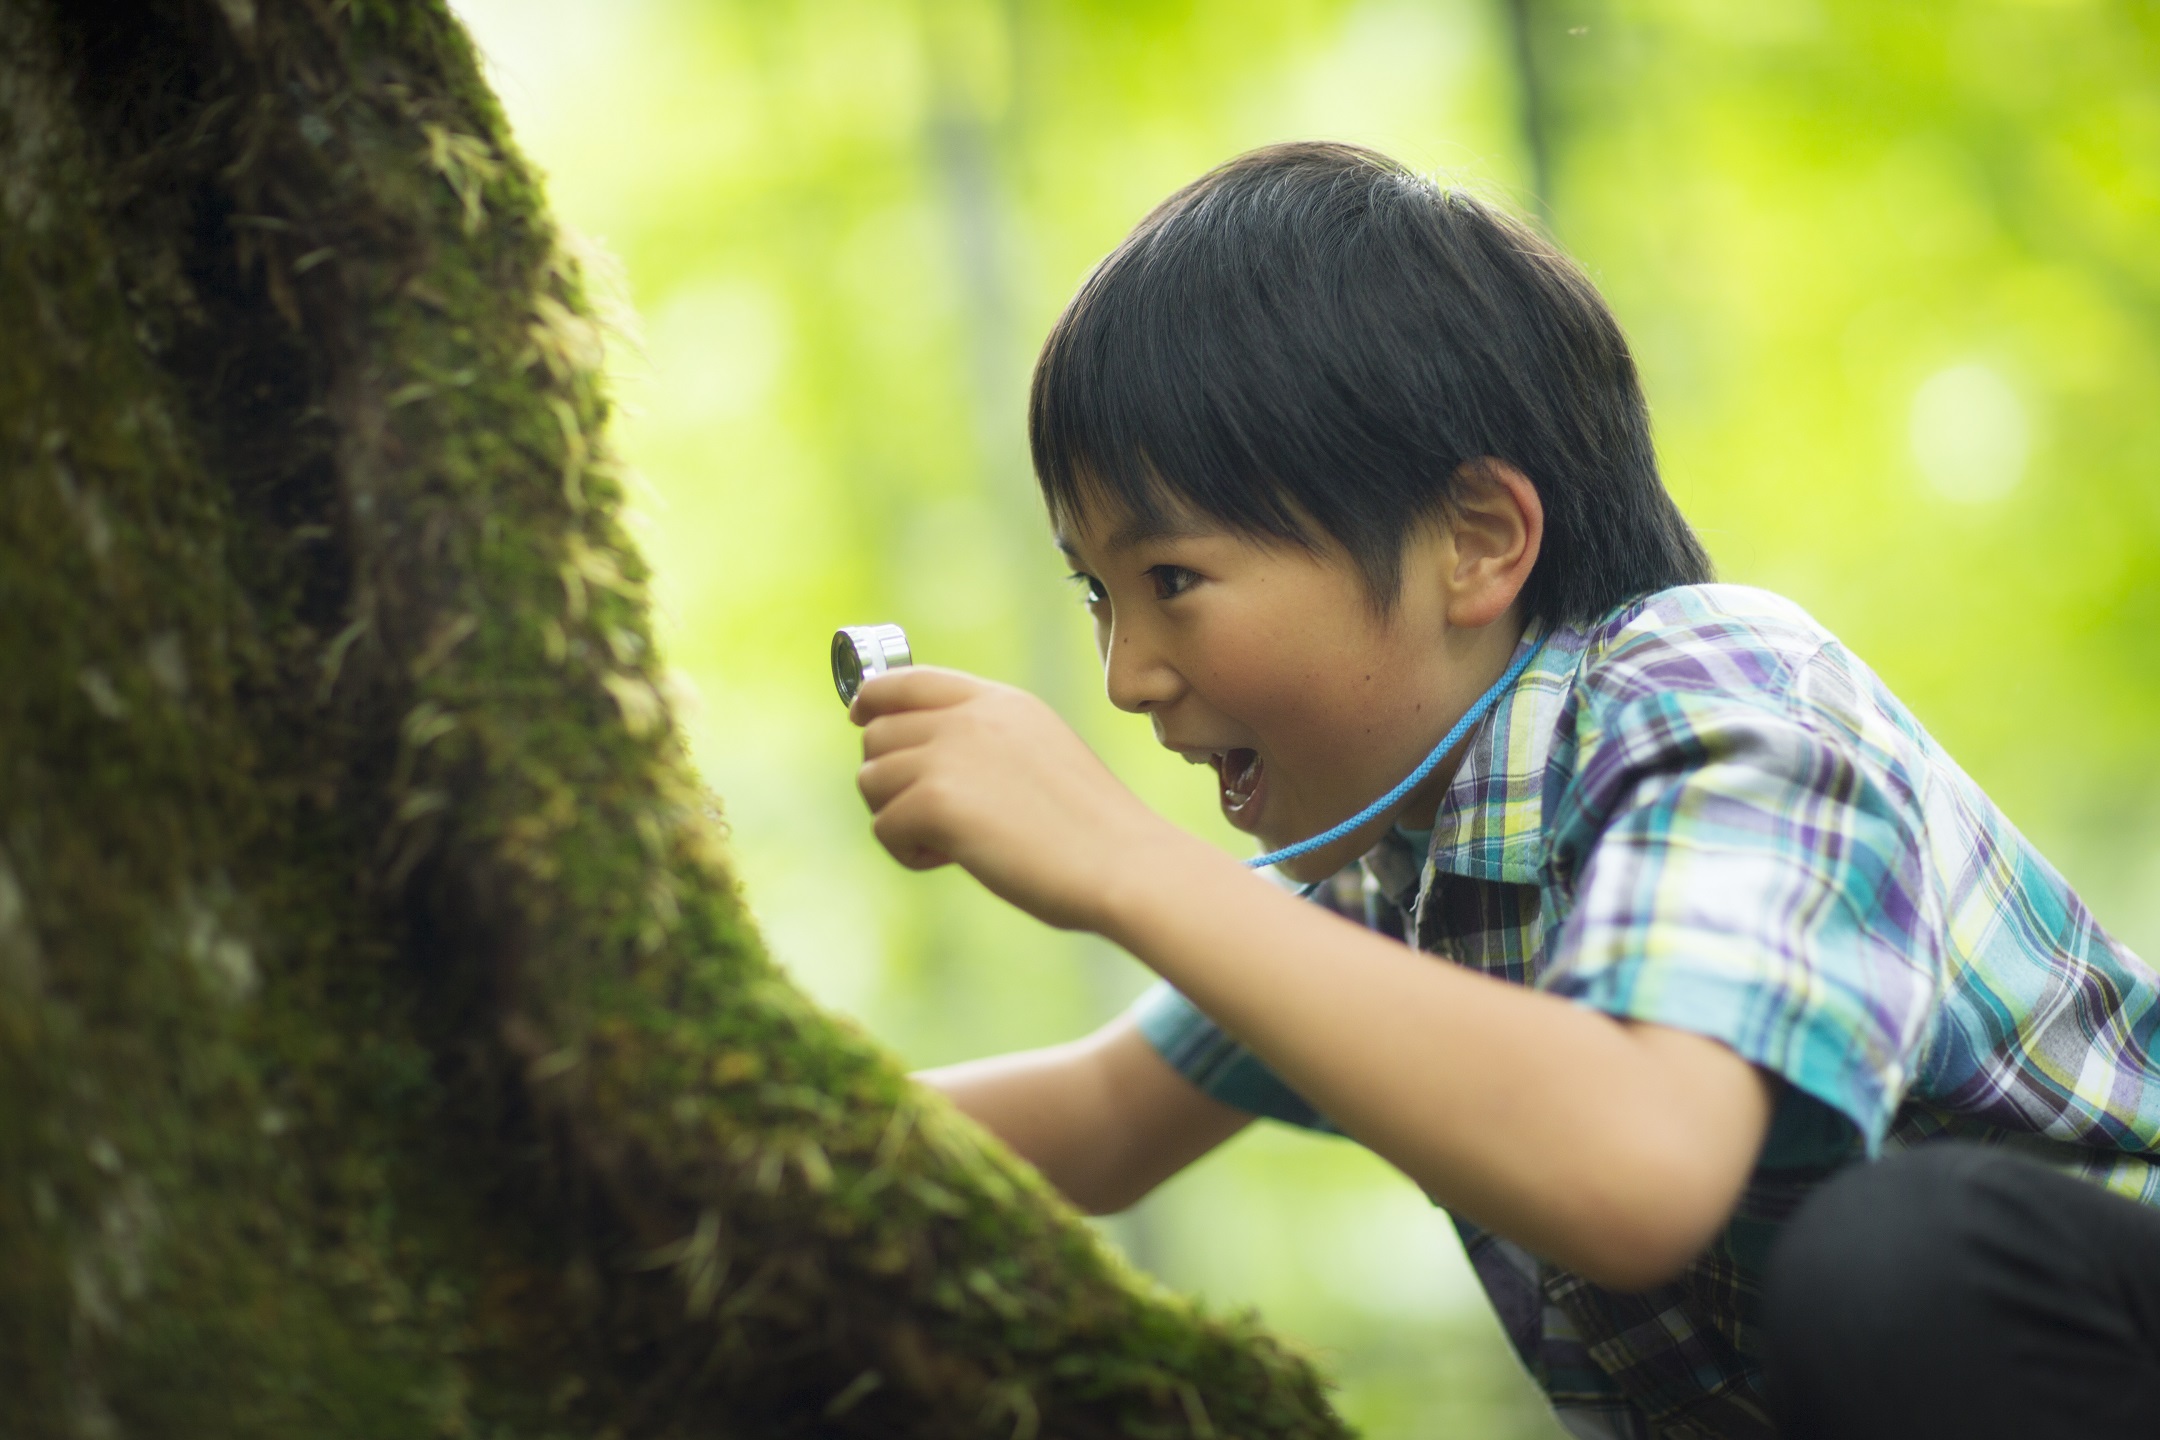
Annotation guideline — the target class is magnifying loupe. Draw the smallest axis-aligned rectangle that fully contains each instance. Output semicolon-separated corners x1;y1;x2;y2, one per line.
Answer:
832;624;913;706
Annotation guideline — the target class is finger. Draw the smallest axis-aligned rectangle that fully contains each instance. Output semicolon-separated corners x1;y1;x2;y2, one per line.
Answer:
870;787;954;871
856;748;930;815
860;708;946;762
849;665;990;725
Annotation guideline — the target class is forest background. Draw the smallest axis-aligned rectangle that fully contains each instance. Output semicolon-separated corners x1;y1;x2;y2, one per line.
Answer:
447;2;2160;1435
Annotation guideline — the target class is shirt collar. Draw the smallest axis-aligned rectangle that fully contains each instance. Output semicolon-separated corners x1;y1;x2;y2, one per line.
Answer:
1361;827;1427;913
1422;618;1590;887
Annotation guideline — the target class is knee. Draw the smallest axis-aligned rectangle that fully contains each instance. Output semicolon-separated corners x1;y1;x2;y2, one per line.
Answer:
1771;1157;1978;1312
1769;1144;1992;1338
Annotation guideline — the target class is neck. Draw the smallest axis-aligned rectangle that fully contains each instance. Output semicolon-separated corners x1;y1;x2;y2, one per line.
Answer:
1249;620;1541;874
1394;614;1531;829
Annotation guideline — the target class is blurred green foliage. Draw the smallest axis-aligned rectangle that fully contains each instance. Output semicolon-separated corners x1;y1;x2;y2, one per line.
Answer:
450;2;2160;1435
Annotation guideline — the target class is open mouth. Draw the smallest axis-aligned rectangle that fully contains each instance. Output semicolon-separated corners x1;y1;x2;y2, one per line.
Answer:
1213;748;1263;815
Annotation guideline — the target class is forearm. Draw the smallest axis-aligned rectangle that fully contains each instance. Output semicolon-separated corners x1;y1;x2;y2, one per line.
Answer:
917;1017;1250;1215
1096;832;1773;1288
918;1039;1127;1212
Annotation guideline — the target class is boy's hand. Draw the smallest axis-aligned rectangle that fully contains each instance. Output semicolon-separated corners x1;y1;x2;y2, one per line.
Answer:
851;667;1182;932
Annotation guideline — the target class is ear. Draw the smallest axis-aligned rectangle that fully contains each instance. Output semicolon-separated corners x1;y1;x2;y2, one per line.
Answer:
1442;458;1544;628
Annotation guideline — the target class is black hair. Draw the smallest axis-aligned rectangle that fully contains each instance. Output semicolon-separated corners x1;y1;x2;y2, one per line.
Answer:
1028;141;1711;623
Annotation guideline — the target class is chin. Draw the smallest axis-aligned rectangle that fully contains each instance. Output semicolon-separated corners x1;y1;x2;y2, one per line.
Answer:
1274;850;1344;887
1260;818;1396;887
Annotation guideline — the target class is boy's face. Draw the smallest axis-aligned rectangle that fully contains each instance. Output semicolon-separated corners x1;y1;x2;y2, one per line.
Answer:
1055;495;1525;883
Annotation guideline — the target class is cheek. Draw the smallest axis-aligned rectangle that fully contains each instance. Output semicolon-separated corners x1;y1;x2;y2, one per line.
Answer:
1233;644;1411;781
1203;637;1355;747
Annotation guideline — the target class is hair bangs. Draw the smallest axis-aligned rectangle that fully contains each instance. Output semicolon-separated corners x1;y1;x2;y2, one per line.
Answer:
1029;257;1329;565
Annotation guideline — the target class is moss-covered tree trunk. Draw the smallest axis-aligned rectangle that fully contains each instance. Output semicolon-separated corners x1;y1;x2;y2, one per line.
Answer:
0;2;1345;1435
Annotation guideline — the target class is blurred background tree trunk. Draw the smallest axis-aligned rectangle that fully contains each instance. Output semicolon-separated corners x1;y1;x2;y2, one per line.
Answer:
0;2;1344;1435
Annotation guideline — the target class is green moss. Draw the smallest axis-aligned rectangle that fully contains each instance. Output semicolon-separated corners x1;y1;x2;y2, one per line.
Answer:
0;1;1349;1435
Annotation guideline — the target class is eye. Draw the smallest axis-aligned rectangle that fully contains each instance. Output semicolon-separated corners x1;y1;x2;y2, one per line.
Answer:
1065;571;1108;608
1148;564;1199;600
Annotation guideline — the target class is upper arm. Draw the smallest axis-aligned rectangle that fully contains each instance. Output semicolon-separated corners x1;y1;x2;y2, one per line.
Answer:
1080;1013;1253;1211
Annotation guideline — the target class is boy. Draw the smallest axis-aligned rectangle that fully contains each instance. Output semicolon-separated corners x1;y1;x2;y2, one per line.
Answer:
849;143;2160;1439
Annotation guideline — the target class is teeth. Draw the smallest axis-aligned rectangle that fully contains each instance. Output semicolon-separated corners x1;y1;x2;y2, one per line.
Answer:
1219;748;1262;810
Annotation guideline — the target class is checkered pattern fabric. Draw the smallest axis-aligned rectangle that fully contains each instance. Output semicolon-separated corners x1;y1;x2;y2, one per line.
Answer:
1133;584;2160;1438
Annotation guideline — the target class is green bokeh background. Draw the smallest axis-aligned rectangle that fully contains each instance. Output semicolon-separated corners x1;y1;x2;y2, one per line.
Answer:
449;3;2160;1434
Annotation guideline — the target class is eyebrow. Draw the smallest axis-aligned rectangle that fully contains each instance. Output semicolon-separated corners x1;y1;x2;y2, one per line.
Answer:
1054;515;1207;560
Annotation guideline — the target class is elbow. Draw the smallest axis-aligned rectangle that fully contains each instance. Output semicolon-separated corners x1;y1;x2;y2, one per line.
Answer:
1476;1145;1742;1292
1435;1027;1773;1290
1058;1173;1148;1218
1555;1174;1741;1292
1549;1101;1767;1290
1395;1150;1748;1291
999;1130;1150;1216
1415;1171;1723;1291
1567;1227;1707;1292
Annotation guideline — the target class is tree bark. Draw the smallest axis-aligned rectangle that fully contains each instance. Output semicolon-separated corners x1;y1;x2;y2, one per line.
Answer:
0;2;1346;1436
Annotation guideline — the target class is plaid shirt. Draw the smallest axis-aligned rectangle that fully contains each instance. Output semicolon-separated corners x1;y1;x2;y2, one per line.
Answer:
1136;584;2160;1440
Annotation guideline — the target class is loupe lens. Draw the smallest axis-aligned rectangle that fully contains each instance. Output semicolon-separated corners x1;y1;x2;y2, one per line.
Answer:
831;633;865;703
832;624;912;705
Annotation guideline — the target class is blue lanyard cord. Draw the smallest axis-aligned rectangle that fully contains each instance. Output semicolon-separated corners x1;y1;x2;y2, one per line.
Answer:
1244;639;1545;871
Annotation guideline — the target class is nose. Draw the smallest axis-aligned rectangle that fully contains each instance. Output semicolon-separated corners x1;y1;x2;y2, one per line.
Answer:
1102;620;1184;714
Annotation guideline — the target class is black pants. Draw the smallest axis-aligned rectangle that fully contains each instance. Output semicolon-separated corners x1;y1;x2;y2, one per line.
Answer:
1765;1143;2160;1439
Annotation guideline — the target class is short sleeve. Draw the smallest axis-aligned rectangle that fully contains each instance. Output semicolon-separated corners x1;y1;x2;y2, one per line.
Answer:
1543;686;1937;1153
1131;981;1340;1134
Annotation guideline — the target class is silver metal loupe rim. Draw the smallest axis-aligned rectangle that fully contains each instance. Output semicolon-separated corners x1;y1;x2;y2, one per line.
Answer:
832;624;913;705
